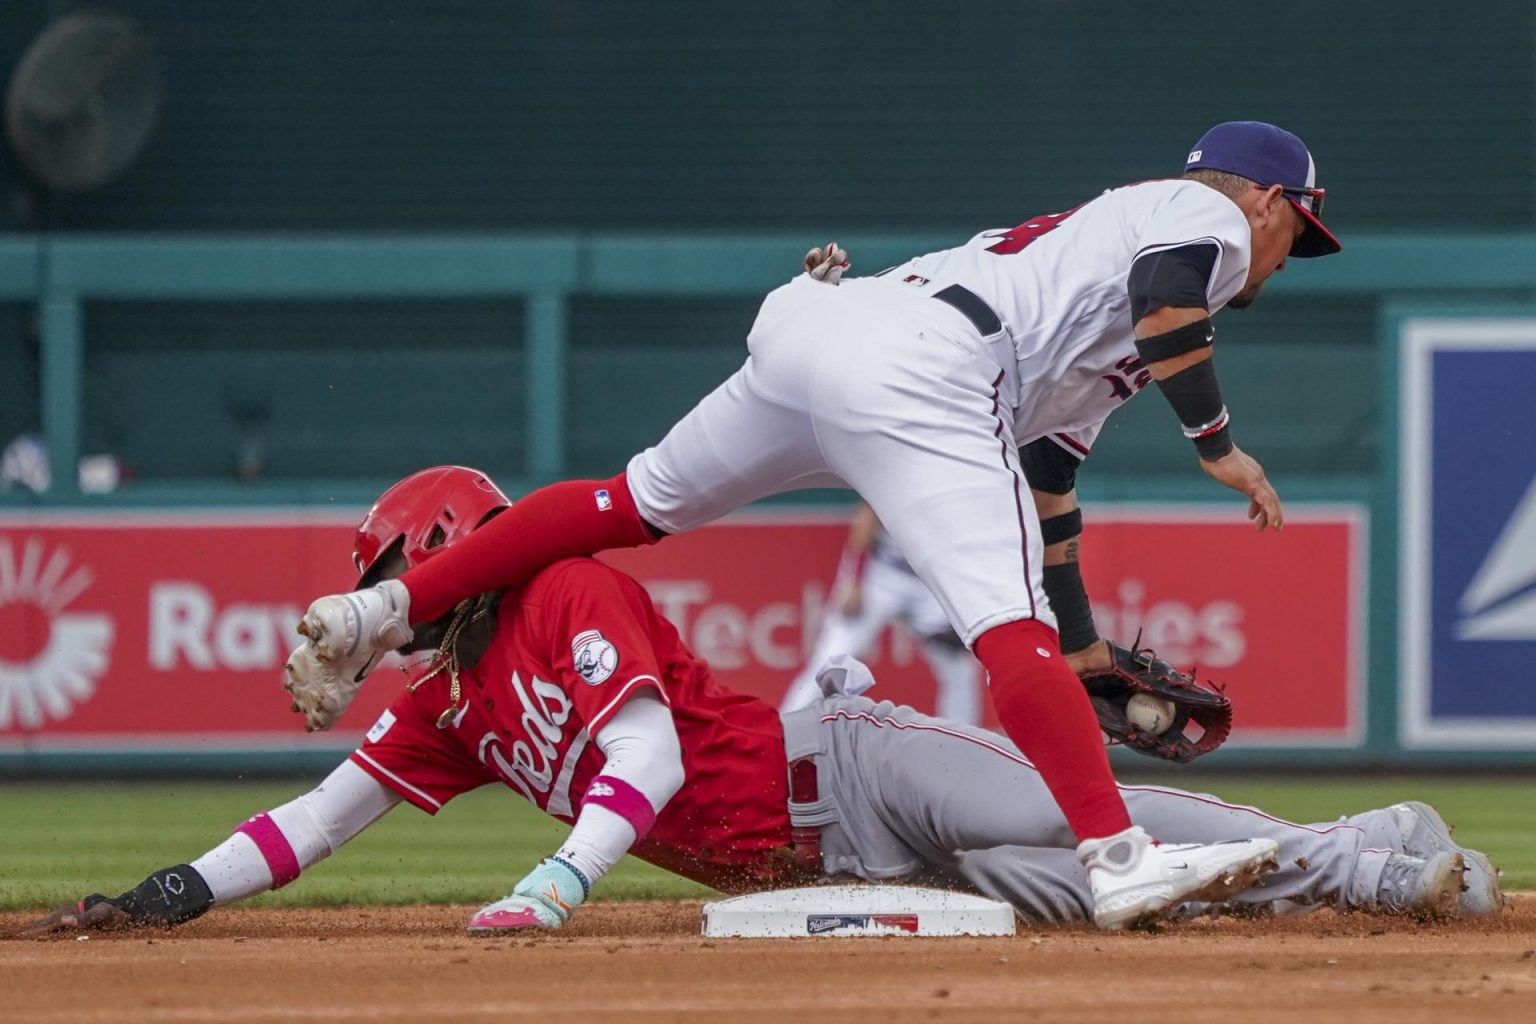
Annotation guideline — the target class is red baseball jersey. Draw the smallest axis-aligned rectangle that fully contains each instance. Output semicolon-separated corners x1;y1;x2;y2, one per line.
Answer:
350;557;795;891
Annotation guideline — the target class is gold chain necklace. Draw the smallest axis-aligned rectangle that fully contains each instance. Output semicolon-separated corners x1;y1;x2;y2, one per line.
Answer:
405;603;487;729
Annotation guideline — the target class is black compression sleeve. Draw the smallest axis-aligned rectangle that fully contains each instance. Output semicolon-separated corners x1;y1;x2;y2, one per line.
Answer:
1127;243;1218;322
1153;358;1234;461
1042;562;1099;654
1020;437;1081;495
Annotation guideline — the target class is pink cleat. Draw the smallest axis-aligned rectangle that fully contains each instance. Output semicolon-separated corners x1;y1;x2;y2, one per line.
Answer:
466;895;563;934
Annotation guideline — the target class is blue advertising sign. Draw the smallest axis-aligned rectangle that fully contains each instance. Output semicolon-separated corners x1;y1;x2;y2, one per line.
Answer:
1400;318;1536;747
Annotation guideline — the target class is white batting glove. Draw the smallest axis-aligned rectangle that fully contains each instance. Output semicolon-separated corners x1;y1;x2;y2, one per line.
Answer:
814;653;877;698
282;580;414;732
803;242;850;284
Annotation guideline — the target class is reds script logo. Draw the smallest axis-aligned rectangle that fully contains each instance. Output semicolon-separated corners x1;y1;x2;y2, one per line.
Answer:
0;537;114;730
477;672;579;807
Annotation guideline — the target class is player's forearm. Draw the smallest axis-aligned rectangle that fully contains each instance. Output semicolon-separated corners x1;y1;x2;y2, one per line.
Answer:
554;695;684;886
845;502;880;553
190;760;401;907
26;761;401;935
1032;487;1101;656
1134;306;1233;462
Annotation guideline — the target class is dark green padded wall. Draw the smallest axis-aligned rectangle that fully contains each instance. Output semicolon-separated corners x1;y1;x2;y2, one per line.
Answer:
1;2;1529;233
82;300;526;481
0;2;1520;482
0;306;38;452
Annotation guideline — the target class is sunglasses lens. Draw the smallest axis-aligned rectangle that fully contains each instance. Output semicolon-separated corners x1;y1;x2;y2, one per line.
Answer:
1290;187;1325;219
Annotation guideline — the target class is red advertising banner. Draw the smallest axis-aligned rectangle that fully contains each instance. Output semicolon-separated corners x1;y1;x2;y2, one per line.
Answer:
0;505;1364;753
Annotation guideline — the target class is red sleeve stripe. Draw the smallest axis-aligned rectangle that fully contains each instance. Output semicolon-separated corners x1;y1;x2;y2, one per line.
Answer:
581;774;658;837
350;750;444;812
1053;432;1090;457
586;674;668;738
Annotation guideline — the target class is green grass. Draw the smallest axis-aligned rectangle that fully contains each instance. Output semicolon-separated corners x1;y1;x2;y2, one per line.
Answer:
0;781;713;910
0;776;1530;910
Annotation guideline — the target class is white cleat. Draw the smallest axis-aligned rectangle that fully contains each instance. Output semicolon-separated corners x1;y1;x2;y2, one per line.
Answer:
1079;826;1280;930
282;580;416;732
298;579;415;664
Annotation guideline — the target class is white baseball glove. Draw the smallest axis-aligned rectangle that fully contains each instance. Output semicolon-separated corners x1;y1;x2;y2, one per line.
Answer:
803;242;850;284
282;580;414;732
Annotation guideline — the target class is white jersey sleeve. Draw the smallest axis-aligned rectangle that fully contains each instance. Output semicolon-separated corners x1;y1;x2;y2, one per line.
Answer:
1129;182;1252;311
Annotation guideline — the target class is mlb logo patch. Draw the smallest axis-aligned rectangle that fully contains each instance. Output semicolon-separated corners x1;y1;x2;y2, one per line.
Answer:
366;709;396;743
594;489;613;512
1400;316;1536;748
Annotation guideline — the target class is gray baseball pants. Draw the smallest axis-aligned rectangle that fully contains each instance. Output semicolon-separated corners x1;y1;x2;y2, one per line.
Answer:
783;695;1401;924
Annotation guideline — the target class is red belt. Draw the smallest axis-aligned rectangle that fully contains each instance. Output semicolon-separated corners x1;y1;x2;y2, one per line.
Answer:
788;756;822;876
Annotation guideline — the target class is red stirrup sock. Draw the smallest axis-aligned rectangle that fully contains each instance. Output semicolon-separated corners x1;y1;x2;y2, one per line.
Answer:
974;619;1132;842
400;472;660;622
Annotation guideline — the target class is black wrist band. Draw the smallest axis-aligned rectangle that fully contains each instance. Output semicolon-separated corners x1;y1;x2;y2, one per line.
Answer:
1042;562;1099;654
1193;424;1234;461
1039;508;1084;546
110;865;215;927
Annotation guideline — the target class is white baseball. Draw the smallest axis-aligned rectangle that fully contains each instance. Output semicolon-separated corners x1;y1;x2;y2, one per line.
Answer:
1125;694;1176;735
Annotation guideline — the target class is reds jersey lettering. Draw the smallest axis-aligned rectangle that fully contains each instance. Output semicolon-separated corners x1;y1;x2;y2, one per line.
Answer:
351;558;794;891
477;672;578;806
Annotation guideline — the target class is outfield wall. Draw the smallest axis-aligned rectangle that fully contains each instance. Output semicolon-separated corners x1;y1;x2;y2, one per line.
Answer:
1;238;1535;770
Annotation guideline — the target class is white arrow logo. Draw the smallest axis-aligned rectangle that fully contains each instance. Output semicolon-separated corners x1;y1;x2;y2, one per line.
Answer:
1457;474;1536;640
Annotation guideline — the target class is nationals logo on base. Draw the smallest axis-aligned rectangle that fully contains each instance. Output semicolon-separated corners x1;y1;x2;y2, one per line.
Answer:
571;629;618;685
0;537;115;730
806;914;919;935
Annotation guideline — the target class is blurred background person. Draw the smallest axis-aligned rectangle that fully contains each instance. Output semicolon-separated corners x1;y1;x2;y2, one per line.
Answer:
780;502;982;725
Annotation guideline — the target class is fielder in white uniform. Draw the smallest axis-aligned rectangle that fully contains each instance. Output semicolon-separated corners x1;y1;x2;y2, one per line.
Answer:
288;121;1344;929
781;502;982;724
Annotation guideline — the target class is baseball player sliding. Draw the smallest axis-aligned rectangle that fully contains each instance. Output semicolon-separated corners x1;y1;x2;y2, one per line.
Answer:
285;121;1347;928
780;502;982;724
17;468;1503;938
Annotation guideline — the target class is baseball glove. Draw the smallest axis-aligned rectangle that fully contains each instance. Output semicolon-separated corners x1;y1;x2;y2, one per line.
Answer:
1079;639;1232;763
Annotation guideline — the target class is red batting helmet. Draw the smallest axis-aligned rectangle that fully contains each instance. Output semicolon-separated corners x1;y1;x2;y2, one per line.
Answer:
352;465;511;586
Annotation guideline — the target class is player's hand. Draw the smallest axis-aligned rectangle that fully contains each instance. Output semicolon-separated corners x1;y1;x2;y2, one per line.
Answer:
283;580;415;731
15;896;132;939
804;242;850;285
1064;638;1114;676
1198;444;1284;532
466;858;590;934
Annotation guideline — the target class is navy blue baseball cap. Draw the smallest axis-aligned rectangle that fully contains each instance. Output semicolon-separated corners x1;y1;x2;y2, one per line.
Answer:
1184;121;1341;258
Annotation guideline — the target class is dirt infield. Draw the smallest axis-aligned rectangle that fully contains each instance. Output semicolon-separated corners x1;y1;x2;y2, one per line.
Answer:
3;897;1535;1024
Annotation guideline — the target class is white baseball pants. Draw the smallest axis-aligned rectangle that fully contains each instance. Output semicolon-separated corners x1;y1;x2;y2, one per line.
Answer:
627;275;1053;646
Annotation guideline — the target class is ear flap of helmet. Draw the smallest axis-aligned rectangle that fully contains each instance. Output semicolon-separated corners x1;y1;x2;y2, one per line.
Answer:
352;466;511;587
